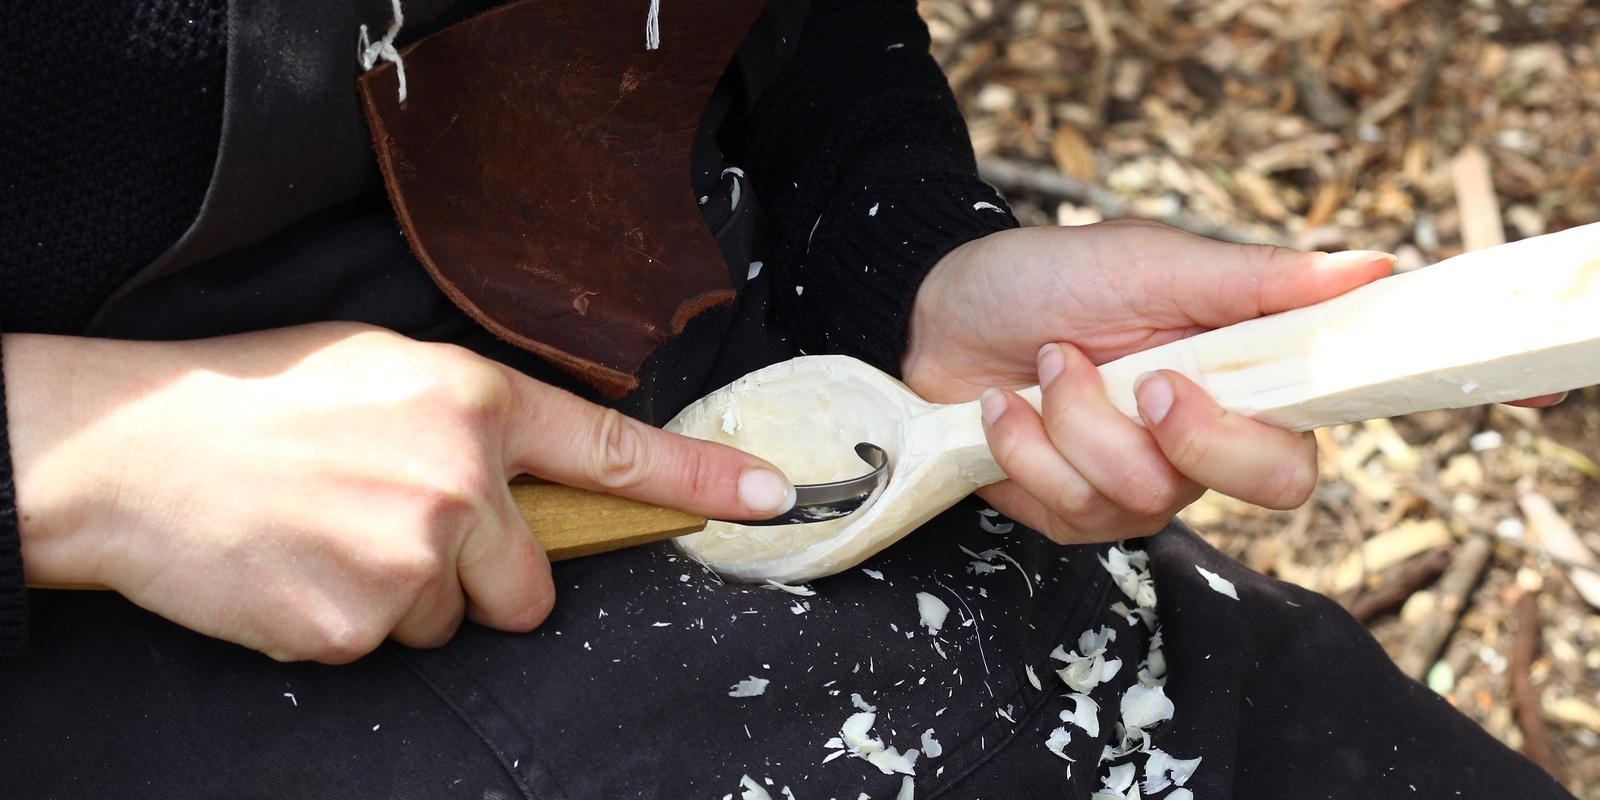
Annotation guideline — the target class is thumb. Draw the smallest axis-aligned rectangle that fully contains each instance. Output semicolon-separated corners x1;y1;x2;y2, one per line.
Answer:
1178;244;1395;327
502;376;796;521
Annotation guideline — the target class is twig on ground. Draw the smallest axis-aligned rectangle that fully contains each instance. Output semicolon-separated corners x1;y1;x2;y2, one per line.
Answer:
1510;590;1563;781
1345;547;1454;624
977;157;1289;244
1394;534;1492;680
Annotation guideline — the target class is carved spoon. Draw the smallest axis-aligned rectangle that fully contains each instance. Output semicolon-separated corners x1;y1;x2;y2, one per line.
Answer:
670;221;1600;583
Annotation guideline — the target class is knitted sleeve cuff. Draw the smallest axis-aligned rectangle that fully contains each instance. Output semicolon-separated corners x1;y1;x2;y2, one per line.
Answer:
0;332;28;656
793;173;1019;375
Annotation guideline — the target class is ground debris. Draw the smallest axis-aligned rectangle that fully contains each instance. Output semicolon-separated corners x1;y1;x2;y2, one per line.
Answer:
924;1;1600;793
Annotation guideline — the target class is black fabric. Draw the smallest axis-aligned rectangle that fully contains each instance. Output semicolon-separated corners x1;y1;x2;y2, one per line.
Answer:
1142;529;1566;797
0;0;226;334
736;0;1018;375
1;518;1571;798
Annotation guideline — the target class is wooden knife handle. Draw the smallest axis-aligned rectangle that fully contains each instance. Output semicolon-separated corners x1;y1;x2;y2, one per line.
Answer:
510;482;707;561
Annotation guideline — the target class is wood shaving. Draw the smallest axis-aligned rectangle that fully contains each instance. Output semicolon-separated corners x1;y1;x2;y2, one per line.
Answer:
729;677;770;698
1194;565;1240;600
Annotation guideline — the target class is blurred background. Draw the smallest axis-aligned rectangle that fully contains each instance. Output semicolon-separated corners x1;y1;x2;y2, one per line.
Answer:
917;0;1600;791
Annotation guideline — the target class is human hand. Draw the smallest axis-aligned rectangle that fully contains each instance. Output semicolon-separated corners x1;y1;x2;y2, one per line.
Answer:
900;220;1393;544
7;323;794;662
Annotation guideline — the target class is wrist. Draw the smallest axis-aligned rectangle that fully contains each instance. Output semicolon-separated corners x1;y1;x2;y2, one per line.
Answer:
900;232;1011;403
4;334;148;586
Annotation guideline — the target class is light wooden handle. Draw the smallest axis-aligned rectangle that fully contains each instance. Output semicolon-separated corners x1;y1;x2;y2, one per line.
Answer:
28;484;707;590
509;482;707;561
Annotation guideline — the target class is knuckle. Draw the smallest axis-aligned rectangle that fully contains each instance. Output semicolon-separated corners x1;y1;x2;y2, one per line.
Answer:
380;544;448;593
1257;459;1319;511
302;614;387;665
433;351;514;422
1044;480;1100;522
1162;426;1214;475
1040;516;1084;545
501;582;557;633
1111;473;1182;518
397;615;464;650
589;409;649;490
674;448;723;505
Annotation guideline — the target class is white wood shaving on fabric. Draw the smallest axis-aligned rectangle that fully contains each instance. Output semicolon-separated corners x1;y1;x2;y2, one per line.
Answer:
1045;726;1075;761
1141;748;1202;794
1101;762;1138;795
729;677;770;698
834;710;921;776
738;775;773;800
915;592;950;635
1120;684;1175;732
1063;693;1101;738
722;166;745;210
977;515;1015;534
764;580;816;596
1195;565;1240;600
896;775;916;800
1050;627;1122;694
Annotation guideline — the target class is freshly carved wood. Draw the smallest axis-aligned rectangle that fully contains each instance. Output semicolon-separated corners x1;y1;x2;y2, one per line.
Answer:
673;222;1600;582
1094;221;1600;431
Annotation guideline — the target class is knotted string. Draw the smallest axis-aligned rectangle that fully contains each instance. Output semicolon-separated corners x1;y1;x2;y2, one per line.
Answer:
359;0;408;103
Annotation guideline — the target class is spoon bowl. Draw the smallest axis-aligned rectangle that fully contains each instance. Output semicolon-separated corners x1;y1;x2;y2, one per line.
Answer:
667;356;1006;583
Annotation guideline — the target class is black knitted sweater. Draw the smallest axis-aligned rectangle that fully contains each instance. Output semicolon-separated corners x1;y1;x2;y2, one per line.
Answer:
0;0;1017;654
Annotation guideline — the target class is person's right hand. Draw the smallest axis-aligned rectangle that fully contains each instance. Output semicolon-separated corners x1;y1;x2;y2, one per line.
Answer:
6;322;795;663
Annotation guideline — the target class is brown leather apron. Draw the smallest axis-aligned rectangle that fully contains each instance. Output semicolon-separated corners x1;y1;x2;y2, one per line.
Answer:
359;0;767;397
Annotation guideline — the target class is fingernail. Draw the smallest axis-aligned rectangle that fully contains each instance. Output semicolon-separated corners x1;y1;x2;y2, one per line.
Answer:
1037;343;1066;387
739;468;796;516
1320;249;1397;269
980;388;1007;425
1134;372;1174;426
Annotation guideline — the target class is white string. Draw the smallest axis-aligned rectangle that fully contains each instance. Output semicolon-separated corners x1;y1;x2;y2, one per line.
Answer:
646;0;661;50
359;0;408;103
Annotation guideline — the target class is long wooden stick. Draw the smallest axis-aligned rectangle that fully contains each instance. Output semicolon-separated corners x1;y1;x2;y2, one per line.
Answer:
1097;221;1600;431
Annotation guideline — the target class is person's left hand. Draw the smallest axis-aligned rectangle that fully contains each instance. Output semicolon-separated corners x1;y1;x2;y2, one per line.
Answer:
900;219;1394;545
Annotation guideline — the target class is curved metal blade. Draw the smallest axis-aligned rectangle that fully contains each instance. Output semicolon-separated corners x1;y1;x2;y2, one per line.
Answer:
724;442;890;526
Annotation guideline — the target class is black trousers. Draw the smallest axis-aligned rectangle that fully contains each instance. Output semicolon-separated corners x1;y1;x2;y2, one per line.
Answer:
0;504;1568;799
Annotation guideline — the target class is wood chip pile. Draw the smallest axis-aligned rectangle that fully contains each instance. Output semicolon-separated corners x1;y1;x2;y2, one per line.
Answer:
920;0;1600;792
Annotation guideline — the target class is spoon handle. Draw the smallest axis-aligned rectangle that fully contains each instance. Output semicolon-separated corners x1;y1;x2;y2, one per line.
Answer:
1096;223;1600;432
950;223;1600;488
